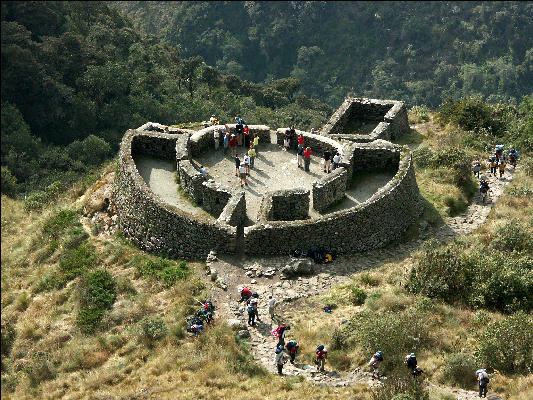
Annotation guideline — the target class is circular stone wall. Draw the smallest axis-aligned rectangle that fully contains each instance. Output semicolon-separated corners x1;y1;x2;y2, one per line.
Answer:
114;123;423;259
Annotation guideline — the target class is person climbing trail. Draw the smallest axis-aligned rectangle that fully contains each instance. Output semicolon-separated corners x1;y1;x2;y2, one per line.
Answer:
476;368;490;398
315;344;327;372
498;159;506;178
251;292;261;322
272;324;290;347
239;287;252;303
274;345;288;375
479;179;490;204
369;350;383;379
247;297;257;326
268;295;277;322
285;340;299;364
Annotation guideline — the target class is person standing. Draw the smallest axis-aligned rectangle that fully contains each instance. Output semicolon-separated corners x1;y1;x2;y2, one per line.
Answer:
315;344;327;372
248;145;256;169
297;144;304;168
369;350;383;380
239;162;248;187
230;134;238;157
498;159;506;178
476;368;489;398
274;346;288;375
247;297;257;326
472;160;481;178
286;340;299;364
284;128;291;151
276;324;290;347
323;149;332;173
244;125;251;148
304;147;312;172
243;153;250;174
489;157;497;176
234;156;241;177
268;295;277;321
214;128;220;150
333;151;341;170
253;133;259;152
223;132;230;154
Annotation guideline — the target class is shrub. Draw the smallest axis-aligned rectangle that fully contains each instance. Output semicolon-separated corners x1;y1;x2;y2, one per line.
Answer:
77;269;116;334
135;258;191;286
349;287;367;305
330;327;348;351
475;312;533;374
1;322;16;359
1;167;17;196
24;351;56;386
140;316;168;342
63;226;89;250
410;105;430;122
371;373;429;400
42;209;78;239
59;242;97;281
359;272;382;287
441;353;477;389
492;219;533;253
14;292;31;311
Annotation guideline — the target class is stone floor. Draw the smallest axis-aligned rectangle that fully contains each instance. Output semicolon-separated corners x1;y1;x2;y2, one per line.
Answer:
194;142;329;223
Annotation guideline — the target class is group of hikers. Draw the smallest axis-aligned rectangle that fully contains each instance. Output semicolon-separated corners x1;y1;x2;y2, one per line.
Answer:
473;145;519;204
208;115;341;186
185;299;215;337
238;287;491;396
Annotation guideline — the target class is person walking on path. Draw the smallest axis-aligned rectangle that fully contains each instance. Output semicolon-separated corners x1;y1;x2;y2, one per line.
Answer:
285;340;299;364
498;159;506;178
247;297;258;326
297;144;304;168
248;145;256;169
239;162;248;187
284;128;291;151
369;350;383;380
304;147;312;172
276;324;290;347
472;160;481;178
315;344;327;372
223;132;230;154
230;134;238;157
476;368;489;398
323;149;332;173
489;157;497;177
214;128;220;150
274;345;288;375
268;295;277;321
480;179;490;204
253;133;259;153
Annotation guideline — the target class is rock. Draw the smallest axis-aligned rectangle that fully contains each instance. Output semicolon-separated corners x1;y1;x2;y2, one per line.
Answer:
251;279;257;284
264;271;274;278
245;271;254;277
227;319;247;330
280;258;315;278
238;329;251;338
206;250;217;263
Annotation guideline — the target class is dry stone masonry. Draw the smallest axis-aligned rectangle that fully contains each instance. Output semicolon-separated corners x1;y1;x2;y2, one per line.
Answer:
114;97;422;259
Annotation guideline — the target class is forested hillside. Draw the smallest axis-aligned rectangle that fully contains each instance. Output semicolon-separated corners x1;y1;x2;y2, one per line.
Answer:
1;1;331;197
112;1;533;107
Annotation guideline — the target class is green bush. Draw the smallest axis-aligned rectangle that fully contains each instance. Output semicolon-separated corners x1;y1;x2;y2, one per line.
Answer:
475;312;533;374
410;105;430;122
59;242;97;281
42;209;79;239
492;219;533;253
63;226;89;250
135;258;191;286
1;167;17;196
371;373;429;400
349;287;367;305
140;316;168;342
77;269;116;334
1;323;16;359
441;353;477;389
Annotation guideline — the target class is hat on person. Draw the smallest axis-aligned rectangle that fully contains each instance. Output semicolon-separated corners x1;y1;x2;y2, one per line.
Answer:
231;134;235;137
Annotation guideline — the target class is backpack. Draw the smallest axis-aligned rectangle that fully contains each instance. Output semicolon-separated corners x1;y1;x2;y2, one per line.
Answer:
375;351;383;361
276;325;285;336
247;305;254;314
317;344;324;351
406;355;417;369
286;340;297;349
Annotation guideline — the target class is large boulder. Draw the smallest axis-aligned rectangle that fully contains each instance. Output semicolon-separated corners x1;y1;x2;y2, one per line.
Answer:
281;258;315;278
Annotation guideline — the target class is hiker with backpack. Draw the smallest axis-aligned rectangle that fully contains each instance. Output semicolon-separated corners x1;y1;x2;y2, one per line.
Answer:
272;324;290;346
369;350;383;379
472;160;481;178
479;179;490;204
286;340;299;364
498;159;506;178
268;295;277;322
251;292;261;322
489;157;498;176
239;287;252;303
248;297;258;326
315;344;327;372
274;345;289;375
405;353;423;377
476;368;490;398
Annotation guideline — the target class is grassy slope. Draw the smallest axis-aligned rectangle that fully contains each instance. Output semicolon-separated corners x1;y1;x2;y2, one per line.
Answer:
2;113;532;399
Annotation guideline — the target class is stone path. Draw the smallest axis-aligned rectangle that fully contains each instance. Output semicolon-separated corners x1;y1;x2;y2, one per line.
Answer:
203;165;515;399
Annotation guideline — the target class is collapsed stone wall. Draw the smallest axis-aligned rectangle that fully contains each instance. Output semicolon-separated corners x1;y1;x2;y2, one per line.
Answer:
312;167;348;213
321;97;409;141
259;188;310;221
114;130;237;259
244;143;422;255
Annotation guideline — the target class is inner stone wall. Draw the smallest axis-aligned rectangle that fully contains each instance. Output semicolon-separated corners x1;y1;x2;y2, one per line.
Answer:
260;188;310;221
312;167;348;213
244;144;421;255
114;130;237;259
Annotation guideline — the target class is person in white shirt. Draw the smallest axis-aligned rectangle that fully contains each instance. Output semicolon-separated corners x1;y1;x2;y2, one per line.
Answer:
332;152;341;170
243;154;250;173
239;162;248;187
214;129;220;150
199;165;207;176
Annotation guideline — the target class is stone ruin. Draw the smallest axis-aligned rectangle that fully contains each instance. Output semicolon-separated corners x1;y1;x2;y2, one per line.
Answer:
113;97;423;259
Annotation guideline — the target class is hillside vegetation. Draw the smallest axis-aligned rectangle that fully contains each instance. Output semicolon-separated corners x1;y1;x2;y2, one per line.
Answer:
112;1;533;107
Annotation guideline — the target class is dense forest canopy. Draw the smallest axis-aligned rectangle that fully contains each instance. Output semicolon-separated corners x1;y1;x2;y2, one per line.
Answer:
112;1;533;107
1;1;332;196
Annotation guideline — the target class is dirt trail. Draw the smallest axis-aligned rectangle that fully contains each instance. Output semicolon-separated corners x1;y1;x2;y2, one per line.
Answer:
205;165;515;399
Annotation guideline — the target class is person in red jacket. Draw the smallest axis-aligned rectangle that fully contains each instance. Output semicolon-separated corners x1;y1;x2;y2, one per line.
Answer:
238;287;252;303
229;134;238;157
304;147;312;172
